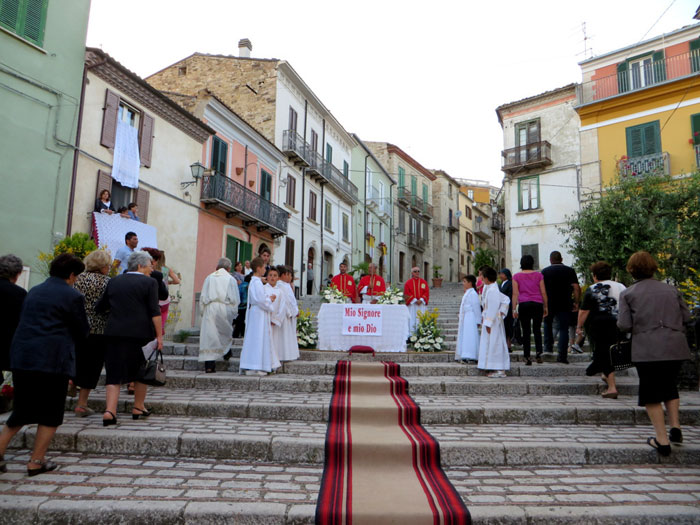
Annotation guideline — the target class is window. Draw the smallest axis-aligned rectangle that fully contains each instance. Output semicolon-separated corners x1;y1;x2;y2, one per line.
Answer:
448;184;452;198
285;237;295;267
422;220;429;241
308;191;317;221
0;0;48;47
422;183;428;204
515;119;541;164
410;216;417;235
310;129;318;153
464;205;472;219
398;166;405;189
100;89;154;168
398;208;406;233
226;236;252;266
467;189;474;200
411;176;417;196
211;137;228;176
379;222;384;243
521;243;540;270
625;121;661;158
326;143;333;163
449;231;453;248
617;52;665;93
324;201;332;231
285;175;296;208
288;107;298;132
343;160;349;178
466;232;473;249
119;102;139;129
518;176;539;211
260;170;272;201
399;252;405;281
342;213;349;241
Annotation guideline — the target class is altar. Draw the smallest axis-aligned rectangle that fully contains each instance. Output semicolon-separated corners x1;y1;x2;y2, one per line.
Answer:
317;303;410;352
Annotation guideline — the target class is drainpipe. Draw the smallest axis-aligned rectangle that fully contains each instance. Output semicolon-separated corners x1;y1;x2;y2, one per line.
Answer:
66;65;88;236
389;179;395;285
243;145;248;188
300;100;308;296
363;154;369;262
320;119;326;281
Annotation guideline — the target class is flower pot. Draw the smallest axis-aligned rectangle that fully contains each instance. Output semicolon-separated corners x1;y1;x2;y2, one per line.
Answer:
432;278;443;288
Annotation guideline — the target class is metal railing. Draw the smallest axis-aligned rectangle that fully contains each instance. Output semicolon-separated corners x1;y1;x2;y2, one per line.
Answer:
367;185;380;208
407;233;426;251
201;174;288;234
617;152;670;178
378;198;392;218
321;160;359;203
502;141;552;173
578;50;700;105
307;149;324;176
397;186;411;203
695;145;700;168
282;130;310;166
491;216;503;230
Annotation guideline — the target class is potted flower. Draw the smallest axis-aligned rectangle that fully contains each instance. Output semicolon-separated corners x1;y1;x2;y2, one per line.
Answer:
432;265;443;288
409;309;444;352
296;309;319;349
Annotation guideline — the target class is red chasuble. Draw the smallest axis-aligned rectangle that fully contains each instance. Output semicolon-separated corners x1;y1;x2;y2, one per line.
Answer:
358;274;387;297
403;277;429;305
331;273;357;301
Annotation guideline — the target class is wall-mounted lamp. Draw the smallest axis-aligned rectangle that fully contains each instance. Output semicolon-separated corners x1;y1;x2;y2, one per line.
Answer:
182;161;206;189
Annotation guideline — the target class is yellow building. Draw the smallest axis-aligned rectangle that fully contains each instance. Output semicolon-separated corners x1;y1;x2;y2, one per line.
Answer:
577;23;700;195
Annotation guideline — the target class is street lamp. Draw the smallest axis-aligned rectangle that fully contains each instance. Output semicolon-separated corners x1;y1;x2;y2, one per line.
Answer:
182;161;206;188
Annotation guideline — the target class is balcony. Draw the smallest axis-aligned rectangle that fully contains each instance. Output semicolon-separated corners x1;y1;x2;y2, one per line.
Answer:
282;130;310;167
317;160;359;204
491;216;503;230
307;149;324;177
502;141;552;174
378;198;392;219
407;233;426;252
447;217;459;232
397;186;411;205
367;186;380;209
578;50;700;105
617;152;670;178
473;217;491;240
201;174;288;237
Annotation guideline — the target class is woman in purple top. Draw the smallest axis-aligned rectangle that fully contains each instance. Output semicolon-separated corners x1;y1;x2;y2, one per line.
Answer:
512;254;549;365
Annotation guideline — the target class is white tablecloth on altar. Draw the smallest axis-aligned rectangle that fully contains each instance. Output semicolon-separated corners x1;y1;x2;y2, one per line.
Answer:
92;212;158;253
317;304;410;352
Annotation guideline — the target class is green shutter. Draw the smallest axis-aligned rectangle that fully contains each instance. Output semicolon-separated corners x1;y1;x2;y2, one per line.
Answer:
211;137;227;175
626;121;660;157
411;176;417;196
643;122;661;155
343;160;348;178
626;126;643;158
241;242;252;263
226;236;238;264
0;0;20;33
617;61;629;93
0;0;47;47
691;114;700;145
652;50;666;83
422;183;428;203
691;38;700;73
398;166;405;188
326;143;332;163
261;170;271;200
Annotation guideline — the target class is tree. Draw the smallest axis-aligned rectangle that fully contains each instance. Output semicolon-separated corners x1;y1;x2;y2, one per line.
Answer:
561;172;700;285
473;247;497;272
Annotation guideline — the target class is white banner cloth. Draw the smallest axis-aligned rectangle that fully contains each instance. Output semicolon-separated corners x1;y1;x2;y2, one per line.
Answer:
318;304;410;352
111;120;141;189
92;212;158;253
341;305;383;336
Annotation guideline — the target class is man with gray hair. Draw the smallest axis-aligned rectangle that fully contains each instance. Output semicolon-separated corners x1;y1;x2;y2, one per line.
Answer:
199;257;240;373
0;254;27;373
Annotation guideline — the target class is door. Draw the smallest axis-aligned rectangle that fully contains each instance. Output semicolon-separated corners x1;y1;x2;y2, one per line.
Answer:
226;235;253;264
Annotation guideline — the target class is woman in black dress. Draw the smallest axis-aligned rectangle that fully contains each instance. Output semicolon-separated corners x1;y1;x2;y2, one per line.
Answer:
0;254;89;476
0;254;27;374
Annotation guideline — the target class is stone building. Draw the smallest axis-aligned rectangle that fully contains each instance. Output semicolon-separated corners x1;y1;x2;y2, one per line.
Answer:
430;170;461;283
458;188;476;277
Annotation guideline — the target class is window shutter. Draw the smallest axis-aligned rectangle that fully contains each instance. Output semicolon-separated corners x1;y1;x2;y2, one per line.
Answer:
691;114;700;145
21;0;47;46
135;187;150;223
226;235;238;264
96;169;113;200
211;137;228;175
617;61;629;93
691;38;700;73
100;89;120;148
343;160;349;178
626;126;643;158
285;237;295;267
398;167;405;188
139;113;155;168
422;183;428;203
642;122;661;155
0;0;20;33
652;50;666;83
411;176;417;195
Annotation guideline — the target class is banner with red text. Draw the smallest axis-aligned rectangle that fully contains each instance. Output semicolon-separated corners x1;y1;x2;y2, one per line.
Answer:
341;305;383;336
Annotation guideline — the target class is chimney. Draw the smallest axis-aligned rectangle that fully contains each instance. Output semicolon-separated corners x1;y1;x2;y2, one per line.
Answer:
238;38;252;58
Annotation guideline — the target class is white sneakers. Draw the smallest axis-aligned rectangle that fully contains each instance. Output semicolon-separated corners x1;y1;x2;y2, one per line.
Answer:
487;371;507;378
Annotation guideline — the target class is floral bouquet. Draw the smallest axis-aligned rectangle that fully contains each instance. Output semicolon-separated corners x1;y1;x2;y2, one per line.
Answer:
409;308;444;352
376;286;404;305
321;284;346;304
297;309;319;349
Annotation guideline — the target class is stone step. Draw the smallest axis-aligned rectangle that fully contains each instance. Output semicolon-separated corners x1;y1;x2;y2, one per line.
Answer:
3;414;699;467
2;450;699;524
65;389;700;426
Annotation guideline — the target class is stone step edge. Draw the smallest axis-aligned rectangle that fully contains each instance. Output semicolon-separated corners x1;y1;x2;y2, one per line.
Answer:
1;497;699;525
7;427;700;467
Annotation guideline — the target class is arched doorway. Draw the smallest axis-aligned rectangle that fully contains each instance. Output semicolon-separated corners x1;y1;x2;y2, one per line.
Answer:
323;250;334;287
307;247;316;295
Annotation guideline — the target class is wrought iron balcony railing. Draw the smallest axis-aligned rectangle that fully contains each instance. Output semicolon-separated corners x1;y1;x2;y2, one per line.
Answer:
397;186;411;204
367;185;380;209
282;130;310;167
617;152;670;179
307;149;324;177
407;233;426;251
201;174;288;236
502;141;552;173
378;198;393;218
320;160;359;204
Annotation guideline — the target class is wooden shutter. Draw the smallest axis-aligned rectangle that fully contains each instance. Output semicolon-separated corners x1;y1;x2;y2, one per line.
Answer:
326;143;332;163
261;170;271;201
139;113;155;168
285;237;295;267
642;122;661;155
289;107;297;132
309;191;316;220
652;50;666;83
343;160;349;178
135;187;150;223
626;126;644;158
211;137;228;175
101;89;120;148
0;0;20;33
398;167;405;188
617;61;629;93
691;38;700;73
691;114;700;145
22;0;47;46
411;176;417;195
96;170;113;200
226;235;238;263
422;183;428;204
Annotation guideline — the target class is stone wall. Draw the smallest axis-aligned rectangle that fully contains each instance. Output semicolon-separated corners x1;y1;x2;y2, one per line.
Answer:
147;55;279;143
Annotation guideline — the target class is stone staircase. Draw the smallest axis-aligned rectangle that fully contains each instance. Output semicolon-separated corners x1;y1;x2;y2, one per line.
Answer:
1;282;699;523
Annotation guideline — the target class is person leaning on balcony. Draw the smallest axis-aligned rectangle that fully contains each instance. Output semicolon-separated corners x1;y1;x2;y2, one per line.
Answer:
617;251;692;457
0;254;89;476
94;189;116;215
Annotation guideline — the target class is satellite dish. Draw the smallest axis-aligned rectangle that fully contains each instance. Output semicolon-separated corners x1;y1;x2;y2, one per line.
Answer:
476;216;482;223
455;211;462;217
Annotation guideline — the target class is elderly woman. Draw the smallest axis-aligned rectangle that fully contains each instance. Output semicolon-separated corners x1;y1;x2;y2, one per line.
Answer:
0;254;27;374
0;254;89;476
73;250;112;417
617;251;692;456
576;261;626;399
96;251;162;426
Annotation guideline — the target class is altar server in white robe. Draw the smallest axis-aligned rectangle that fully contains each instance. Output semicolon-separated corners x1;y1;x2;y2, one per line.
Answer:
240;257;280;376
273;265;300;362
199;258;240;373
477;267;511;377
456;274;481;362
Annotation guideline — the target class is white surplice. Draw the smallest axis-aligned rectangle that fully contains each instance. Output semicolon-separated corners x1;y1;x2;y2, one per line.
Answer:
477;283;510;371
455;288;481;361
240;276;280;373
198;269;240;362
272;282;300;362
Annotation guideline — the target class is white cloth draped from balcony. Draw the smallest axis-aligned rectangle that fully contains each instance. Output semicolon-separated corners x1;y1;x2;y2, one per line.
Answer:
92;212;157;253
318;304;410;352
111;120;140;188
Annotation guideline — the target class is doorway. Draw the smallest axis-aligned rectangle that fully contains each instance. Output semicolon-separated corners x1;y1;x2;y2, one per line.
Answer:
307;247;316;295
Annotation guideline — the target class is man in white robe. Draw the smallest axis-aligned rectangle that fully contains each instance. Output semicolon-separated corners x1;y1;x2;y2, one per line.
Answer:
273;265;300;362
240;256;280;375
456;275;481;362
477;267;510;377
199;258;240;373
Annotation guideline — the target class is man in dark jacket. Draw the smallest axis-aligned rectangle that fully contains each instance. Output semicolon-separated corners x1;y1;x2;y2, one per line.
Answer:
0;255;27;373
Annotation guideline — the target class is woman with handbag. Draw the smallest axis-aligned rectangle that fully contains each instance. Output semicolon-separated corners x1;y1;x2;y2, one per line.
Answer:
96;250;162;426
575;262;626;399
617;251;692;457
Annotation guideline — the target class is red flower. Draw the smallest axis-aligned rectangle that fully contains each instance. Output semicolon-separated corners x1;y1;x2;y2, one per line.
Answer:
1;384;13;401
690;138;695;145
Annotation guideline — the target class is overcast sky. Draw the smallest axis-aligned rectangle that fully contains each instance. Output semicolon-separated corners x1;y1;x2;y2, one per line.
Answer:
87;0;697;187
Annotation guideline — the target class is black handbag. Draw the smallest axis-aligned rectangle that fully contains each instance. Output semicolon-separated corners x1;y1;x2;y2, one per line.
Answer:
609;336;633;371
138;348;166;386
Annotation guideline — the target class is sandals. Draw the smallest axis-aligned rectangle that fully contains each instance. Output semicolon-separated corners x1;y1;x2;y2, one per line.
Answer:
601;392;618;399
102;411;117;427
74;405;95;417
0;455;6;473
27;459;58;477
670;427;683;444
132;407;152;420
647;437;671;457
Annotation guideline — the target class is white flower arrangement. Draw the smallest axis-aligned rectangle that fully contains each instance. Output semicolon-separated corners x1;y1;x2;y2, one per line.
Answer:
409;308;443;352
376;286;405;305
321;285;347;304
296;309;318;349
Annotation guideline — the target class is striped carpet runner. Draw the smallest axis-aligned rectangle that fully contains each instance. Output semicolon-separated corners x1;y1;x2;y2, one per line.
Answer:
316;360;471;525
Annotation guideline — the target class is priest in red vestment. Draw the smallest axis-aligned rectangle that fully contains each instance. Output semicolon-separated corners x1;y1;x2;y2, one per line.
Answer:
404;266;429;333
331;262;357;303
358;263;386;304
